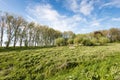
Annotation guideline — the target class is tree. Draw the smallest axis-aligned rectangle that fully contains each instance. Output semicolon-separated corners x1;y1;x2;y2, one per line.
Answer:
27;22;35;46
94;31;103;40
53;30;62;45
62;31;75;45
109;28;120;42
13;16;24;47
5;13;14;48
63;31;75;39
0;12;5;47
19;20;28;47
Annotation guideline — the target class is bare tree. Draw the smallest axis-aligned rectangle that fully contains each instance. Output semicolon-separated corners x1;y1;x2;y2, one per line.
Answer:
0;11;63;48
13;16;24;47
0;12;5;47
5;13;14;48
19;20;28;47
27;22;35;46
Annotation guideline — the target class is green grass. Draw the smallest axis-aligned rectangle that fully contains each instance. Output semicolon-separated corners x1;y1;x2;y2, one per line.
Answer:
0;43;120;80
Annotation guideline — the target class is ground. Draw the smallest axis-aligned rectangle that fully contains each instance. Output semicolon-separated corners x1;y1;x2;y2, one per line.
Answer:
0;43;120;80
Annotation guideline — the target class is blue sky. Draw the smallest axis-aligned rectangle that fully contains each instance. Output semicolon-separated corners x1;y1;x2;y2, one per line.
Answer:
0;0;120;33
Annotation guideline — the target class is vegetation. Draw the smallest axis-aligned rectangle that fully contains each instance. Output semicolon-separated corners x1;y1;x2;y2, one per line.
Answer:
1;12;120;47
0;43;120;80
0;11;120;80
81;38;94;46
67;38;74;45
0;12;62;47
55;38;65;46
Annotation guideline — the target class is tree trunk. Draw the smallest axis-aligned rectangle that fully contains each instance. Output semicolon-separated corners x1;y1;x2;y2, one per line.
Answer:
0;27;3;47
20;38;23;47
13;26;19;48
6;38;10;48
13;37;17;48
0;18;4;47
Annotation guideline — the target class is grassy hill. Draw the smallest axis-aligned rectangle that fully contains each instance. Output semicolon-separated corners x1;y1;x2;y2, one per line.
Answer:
0;43;120;80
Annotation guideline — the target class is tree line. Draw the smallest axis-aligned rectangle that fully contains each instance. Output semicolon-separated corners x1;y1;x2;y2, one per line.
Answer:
0;12;63;48
0;12;120;48
56;28;120;46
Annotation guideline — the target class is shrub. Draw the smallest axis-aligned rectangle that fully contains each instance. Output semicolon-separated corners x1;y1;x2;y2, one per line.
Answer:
67;39;74;44
98;37;110;45
90;38;98;45
74;37;82;44
81;38;94;46
55;38;65;46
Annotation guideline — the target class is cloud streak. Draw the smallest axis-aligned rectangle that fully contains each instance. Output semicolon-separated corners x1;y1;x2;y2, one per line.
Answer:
26;3;83;32
101;0;120;8
112;18;120;21
65;0;96;16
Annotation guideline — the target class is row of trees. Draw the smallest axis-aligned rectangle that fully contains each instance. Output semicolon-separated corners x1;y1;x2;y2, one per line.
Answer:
1;12;120;48
0;12;76;48
0;12;64;48
56;28;120;46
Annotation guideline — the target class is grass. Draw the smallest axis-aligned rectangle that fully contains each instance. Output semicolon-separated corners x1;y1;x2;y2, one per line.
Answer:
0;43;120;80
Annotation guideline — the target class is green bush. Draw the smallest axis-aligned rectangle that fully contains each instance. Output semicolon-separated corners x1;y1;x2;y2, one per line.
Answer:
67;39;74;44
74;37;82;44
81;38;94;46
90;38;99;46
91;38;97;43
55;38;65;46
98;37;110;45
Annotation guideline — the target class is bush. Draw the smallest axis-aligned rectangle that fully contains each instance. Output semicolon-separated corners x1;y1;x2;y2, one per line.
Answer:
74;37;82;44
98;37;110;45
90;38;98;45
55;38;65;46
81;38;94;46
67;39;74;44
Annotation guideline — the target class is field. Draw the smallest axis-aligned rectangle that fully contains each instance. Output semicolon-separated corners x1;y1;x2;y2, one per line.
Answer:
0;43;120;80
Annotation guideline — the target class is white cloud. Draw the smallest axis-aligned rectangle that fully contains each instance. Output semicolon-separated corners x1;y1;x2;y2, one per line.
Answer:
89;18;106;27
101;0;120;8
112;18;120;21
79;0;94;16
26;3;83;32
66;0;78;13
65;0;95;16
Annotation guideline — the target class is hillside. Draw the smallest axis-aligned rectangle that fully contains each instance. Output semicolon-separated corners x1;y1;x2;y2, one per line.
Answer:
0;43;120;80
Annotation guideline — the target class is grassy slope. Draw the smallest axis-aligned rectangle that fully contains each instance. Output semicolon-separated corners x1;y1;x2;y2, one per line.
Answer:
0;43;120;80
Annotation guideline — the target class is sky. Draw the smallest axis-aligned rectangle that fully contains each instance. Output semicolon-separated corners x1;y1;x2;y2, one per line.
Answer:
0;0;120;33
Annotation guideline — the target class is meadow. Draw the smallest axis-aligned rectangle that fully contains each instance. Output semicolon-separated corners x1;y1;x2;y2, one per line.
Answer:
0;43;120;80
